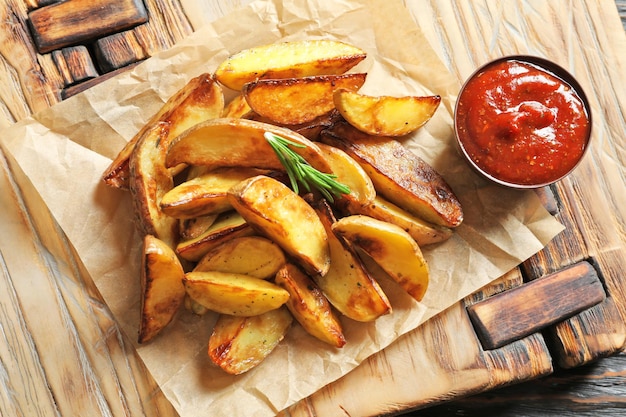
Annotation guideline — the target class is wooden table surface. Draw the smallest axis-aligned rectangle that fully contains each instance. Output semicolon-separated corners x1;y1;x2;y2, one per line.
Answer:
1;1;625;416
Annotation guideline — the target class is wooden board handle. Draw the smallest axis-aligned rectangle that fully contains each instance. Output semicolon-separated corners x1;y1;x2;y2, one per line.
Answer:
467;261;606;350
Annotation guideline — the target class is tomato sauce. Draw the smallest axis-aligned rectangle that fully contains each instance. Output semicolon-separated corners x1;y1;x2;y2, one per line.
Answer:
455;58;590;186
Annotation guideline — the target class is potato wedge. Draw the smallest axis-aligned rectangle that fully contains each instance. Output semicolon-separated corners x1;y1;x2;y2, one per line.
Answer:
228;175;331;276
245;109;340;141
346;195;453;246
243;73;366;125
332;215;429;301
208;307;293;375
222;93;252;118
176;211;254;262
316;142;375;208
314;201;391;322
184;294;210;315
165;118;332;175
215;39;366;91
194;236;286;279
183;271;290;316
128;123;179;247
103;73;224;189
138;234;186;343
160;167;267;219
179;214;218;241
275;263;346;347
333;89;441;136
321;121;463;228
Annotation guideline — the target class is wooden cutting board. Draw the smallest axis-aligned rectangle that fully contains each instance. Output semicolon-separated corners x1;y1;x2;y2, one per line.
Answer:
1;1;625;416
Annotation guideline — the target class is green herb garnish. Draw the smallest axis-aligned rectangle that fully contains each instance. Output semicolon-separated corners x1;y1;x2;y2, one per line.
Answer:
264;132;350;203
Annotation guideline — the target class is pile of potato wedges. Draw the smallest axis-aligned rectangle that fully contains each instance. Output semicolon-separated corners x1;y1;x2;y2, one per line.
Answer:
101;39;463;375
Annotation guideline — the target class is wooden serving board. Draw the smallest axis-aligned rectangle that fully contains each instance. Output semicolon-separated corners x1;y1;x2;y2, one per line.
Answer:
1;1;625;416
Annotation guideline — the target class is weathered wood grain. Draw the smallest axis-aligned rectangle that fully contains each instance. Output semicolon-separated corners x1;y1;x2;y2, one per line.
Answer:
0;146;179;417
0;0;197;119
468;262;606;350
28;0;148;53
0;0;63;121
52;45;98;86
94;31;148;73
408;351;626;417
61;61;143;99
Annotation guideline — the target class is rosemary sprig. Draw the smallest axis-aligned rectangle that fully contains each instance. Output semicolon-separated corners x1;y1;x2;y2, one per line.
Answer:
264;132;350;203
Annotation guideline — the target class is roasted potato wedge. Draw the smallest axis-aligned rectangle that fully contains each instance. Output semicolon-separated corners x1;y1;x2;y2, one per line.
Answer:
138;234;186;343
222;93;252;118
321;121;463;228
103;73;224;189
128;123;180;247
179;214;218;241
346;195;453;246
160;167;267;219
215;40;366;91
333;89;441;136
194;236;286;279
183;271;290;316
332;215;429;301
184;294;210;315
208;307;293;375
165;118;332;175
243;73;366;125
245;109;340;141
314;201;391;322
275;263;346;348
316;142;375;208
228;175;331;276
176;211;254;262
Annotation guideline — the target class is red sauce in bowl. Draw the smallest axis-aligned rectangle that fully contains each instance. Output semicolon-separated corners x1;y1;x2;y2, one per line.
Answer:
455;57;591;187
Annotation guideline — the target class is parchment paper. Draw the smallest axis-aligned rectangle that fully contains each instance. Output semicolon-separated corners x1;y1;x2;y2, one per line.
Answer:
1;0;564;415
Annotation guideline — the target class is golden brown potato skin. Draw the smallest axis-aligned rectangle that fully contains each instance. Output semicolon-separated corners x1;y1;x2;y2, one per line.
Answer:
214;39;367;91
345;195;453;247
321;121;463;228
242;73;367;125
129;123;180;248
138;235;186;344
316;142;376;209
164;118;332;176
228;175;331;277
160;167;267;219
175;211;254;262
275;263;346;348
332;215;429;302
244;109;339;141
333;88;441;136
103;73;224;189
193;236;286;279
183;271;290;316
208;308;293;375
314;201;392;322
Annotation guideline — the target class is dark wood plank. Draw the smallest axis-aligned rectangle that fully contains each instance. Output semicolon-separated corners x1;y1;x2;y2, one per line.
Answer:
52;45;98;86
467;261;606;350
28;0;148;53
61;61;142;99
132;0;194;55
93;30;148;73
404;351;626;417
